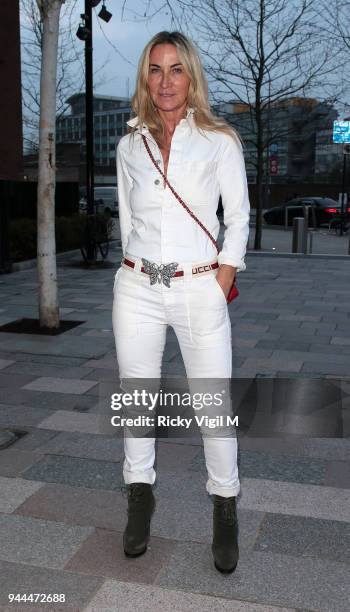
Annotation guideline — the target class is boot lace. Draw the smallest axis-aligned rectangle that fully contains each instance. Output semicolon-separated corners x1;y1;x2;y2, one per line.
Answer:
121;483;150;503
214;497;236;525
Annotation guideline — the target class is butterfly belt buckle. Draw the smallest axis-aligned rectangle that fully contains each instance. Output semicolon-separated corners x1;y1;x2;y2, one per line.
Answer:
141;258;179;288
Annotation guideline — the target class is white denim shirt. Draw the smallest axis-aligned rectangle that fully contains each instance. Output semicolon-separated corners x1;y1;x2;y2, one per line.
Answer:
116;107;250;272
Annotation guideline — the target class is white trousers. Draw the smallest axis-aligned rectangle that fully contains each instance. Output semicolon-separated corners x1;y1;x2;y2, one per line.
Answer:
112;254;240;498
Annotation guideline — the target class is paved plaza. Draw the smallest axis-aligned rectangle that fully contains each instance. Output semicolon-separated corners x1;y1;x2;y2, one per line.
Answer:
0;242;349;611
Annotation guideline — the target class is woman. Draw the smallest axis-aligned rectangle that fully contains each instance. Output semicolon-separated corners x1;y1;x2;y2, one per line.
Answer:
112;30;250;573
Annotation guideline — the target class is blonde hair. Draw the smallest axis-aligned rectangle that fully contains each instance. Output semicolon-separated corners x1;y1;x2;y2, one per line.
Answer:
128;31;242;146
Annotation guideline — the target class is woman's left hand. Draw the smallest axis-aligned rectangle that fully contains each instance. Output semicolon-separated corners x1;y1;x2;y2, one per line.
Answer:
215;264;237;299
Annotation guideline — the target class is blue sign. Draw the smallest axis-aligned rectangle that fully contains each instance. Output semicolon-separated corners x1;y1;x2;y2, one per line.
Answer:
269;143;278;154
333;120;350;144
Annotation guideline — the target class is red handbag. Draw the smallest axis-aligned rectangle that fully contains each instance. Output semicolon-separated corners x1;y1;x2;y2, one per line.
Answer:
141;134;239;303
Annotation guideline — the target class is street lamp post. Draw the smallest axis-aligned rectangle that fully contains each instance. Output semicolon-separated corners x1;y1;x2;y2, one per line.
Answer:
340;144;349;237
76;0;112;262
264;65;272;211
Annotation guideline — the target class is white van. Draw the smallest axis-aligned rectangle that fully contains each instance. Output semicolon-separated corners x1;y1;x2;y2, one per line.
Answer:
79;186;118;217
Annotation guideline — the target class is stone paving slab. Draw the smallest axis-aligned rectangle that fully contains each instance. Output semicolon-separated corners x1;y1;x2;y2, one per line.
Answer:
238;436;350;460
0;359;15;370
0;560;102;611
150;496;264;549
274;332;332;345
154;441;201;471
256;339;312;352
15;483;126;531
299;321;343;333
241;357;303;372
83;580;297;612
155;542;350;612
0;448;44;477
3;362;96;379
22;376;98;395
190;450;327;486
0;514;94;569
32;431;124;461
0;336;111;358
83;354;118;370
78;328;114;338
0;372;38;388
235;337;260;348
0;404;61;428
0;476;44;513
0;389;99;412
77;368;119;382
6;427;59;451
332;336;350;345
253;512;350;563
65;528;176;583
0;351;87;366
36;410;102;435
239;478;350;522
0;604;79;611
232;323;270;334
324;460;350;488
310;342;350;355
302;361;350;376
151;467;209;499
271;347;350;365
232;347;275;359
21;454;123;491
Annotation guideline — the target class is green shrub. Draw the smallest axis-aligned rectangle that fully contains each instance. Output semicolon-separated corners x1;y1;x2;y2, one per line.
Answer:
9;213;114;263
9;218;37;262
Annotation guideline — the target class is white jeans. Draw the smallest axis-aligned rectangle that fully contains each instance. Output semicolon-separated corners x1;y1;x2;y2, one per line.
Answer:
112;254;240;498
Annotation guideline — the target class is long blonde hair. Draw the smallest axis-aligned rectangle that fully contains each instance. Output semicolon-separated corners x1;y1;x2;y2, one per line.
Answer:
128;31;241;146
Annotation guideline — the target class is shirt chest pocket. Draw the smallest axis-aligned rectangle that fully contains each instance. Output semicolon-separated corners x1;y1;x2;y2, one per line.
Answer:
178;160;217;206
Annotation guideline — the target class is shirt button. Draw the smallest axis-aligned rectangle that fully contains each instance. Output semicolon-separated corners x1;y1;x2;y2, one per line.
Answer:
154;179;160;185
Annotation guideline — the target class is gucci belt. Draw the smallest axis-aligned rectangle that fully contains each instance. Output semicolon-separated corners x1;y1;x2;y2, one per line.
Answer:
122;257;219;287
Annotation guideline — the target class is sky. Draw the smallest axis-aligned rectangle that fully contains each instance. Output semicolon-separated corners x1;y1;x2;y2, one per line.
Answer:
71;0;180;99
20;0;350;120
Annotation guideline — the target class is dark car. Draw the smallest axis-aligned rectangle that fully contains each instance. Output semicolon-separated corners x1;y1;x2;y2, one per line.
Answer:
263;197;350;228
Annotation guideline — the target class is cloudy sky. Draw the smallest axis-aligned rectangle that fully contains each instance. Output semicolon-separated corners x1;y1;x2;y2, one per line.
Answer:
70;0;181;99
20;0;350;120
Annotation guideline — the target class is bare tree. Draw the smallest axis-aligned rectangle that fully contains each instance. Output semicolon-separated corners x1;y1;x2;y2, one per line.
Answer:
21;0;108;152
161;0;346;249
326;0;350;52
36;0;66;328
319;0;350;114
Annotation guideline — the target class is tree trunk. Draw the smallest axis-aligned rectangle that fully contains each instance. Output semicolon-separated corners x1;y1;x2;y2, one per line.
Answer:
36;0;64;328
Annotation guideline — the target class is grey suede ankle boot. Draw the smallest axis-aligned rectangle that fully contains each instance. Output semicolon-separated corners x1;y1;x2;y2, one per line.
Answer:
123;483;155;557
212;494;239;573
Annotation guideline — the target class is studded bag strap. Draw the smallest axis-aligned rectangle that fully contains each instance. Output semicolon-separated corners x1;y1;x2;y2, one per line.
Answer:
141;134;220;254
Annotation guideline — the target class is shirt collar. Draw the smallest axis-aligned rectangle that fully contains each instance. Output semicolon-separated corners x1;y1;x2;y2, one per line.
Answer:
126;106;195;131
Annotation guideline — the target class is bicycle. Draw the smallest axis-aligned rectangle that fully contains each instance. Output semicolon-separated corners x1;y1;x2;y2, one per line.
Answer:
79;209;113;263
328;214;350;236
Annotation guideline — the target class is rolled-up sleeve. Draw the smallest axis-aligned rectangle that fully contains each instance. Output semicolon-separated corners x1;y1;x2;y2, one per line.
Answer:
116;141;133;255
216;133;250;272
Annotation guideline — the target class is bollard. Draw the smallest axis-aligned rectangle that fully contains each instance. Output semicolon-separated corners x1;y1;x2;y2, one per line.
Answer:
292;217;307;254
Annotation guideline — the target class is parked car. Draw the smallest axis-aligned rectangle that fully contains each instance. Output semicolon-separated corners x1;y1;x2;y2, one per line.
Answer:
263;197;350;228
79;186;118;217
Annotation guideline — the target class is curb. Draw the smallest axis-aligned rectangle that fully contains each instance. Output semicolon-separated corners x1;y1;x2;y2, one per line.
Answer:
7;245;350;273
246;251;350;262
9;240;122;272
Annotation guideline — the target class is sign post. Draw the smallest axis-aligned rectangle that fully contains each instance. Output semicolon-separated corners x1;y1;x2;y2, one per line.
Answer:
333;121;350;237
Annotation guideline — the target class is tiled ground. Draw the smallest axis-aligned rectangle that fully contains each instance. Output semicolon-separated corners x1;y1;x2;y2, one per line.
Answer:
0;247;349;611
